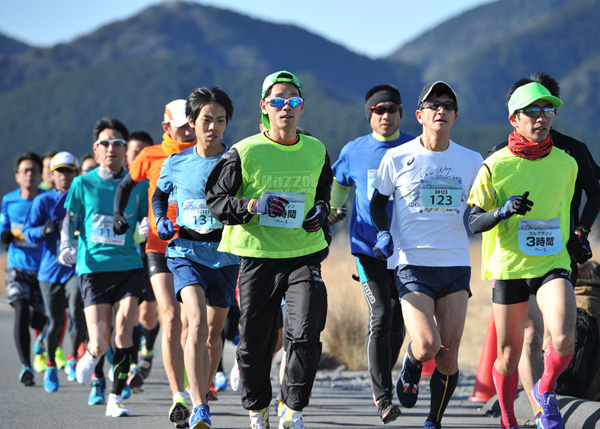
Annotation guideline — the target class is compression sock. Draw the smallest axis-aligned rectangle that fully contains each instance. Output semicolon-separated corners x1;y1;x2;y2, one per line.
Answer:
111;345;135;395
492;366;519;429
539;341;573;393
427;368;458;424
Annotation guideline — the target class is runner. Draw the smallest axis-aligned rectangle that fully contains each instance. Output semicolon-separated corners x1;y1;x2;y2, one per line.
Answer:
1;152;47;387
22;152;85;392
370;81;483;429
154;86;238;429
59;118;148;418
468;81;576;429
330;83;413;424
113;99;197;427
206;70;331;429
487;72;600;426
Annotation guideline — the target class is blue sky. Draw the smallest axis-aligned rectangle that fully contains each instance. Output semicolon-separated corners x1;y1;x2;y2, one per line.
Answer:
0;0;494;58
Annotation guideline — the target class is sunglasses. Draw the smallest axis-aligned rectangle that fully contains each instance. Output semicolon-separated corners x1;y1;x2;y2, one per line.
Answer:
265;97;303;109
420;100;458;111
94;139;127;148
516;107;557;119
369;104;401;115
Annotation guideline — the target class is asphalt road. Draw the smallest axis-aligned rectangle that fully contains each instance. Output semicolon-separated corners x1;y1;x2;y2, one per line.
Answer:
0;299;505;429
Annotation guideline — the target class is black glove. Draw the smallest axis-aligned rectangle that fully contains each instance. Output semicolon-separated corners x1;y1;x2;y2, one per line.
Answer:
41;219;59;237
496;191;534;219
0;230;14;245
567;226;593;264
327;205;347;226
303;204;327;232
252;195;289;216
113;212;130;235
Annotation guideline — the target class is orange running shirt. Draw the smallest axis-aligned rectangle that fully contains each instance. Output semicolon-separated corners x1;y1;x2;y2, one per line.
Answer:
128;133;196;254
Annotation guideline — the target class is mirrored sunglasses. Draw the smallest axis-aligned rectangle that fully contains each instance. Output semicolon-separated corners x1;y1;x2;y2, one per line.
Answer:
516;107;557;119
265;97;303;109
369;104;401;115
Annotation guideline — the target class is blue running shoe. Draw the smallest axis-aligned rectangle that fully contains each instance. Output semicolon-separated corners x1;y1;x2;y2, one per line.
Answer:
65;357;77;381
396;353;422;408
44;366;59;392
189;404;211;429
121;383;131;400
532;380;563;429
213;371;227;392
88;378;107;405
19;365;35;386
424;421;442;429
33;336;45;355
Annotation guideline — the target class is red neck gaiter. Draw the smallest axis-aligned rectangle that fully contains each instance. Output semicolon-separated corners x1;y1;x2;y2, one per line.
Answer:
507;129;553;161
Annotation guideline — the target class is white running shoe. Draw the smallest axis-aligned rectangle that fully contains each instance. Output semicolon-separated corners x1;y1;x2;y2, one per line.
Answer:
76;351;99;385
105;393;130;417
230;358;241;392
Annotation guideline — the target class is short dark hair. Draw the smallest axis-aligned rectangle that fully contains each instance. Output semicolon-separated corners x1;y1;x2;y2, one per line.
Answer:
14;151;43;173
129;130;154;146
80;153;95;163
506;72;560;105
93;118;129;142
186;87;234;124
43;150;57;160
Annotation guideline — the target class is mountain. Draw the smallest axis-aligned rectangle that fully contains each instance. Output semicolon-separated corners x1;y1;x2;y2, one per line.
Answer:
387;0;600;145
0;0;599;198
0;33;30;58
0;1;423;197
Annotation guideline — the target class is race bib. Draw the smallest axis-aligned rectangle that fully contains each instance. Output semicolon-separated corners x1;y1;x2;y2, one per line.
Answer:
259;191;305;229
518;218;563;256
90;214;125;246
418;178;463;214
180;199;223;233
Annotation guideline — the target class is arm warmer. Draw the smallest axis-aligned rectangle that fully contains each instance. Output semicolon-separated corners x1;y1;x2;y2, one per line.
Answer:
468;205;505;234
113;172;136;215
330;178;351;209
151;186;169;220
60;211;77;251
369;190;390;234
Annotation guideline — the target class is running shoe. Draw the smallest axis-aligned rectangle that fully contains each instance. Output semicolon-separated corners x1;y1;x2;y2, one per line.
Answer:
33;335;45;355
396;353;422;408
55;346;67;369
375;395;401;424
249;407;269;429
44;366;59;392
169;393;191;428
33;352;46;373
230;358;241;392
76;351;99;385
423;421;442;429
121;383;131;400
65;357;77;381
208;381;218;401
88;378;107;405
19;365;35;386
275;394;285;418
532;380;563;429
138;347;154;379
106;393;130;417
127;368;144;393
213;371;227;391
279;405;304;429
189;404;211;429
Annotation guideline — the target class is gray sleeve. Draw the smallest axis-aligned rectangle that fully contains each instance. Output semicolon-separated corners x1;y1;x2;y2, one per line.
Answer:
60;211;78;251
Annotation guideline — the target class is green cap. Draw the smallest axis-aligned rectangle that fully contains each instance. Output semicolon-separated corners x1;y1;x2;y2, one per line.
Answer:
261;71;303;130
508;82;562;115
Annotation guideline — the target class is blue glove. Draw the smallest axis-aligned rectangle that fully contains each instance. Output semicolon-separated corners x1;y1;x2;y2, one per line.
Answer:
303;204;327;232
252;195;289;216
373;231;393;260
156;216;175;240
